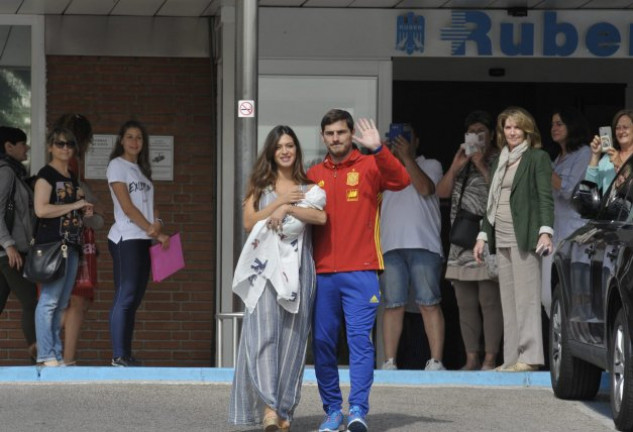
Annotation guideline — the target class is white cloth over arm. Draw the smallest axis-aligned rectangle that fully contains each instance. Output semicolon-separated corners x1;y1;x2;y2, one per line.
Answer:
232;185;326;313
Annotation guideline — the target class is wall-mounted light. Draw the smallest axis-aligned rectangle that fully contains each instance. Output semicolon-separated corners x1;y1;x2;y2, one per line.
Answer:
489;67;506;77
507;7;528;17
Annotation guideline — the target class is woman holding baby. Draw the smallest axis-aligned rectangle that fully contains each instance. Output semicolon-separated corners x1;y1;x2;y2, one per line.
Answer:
229;125;326;431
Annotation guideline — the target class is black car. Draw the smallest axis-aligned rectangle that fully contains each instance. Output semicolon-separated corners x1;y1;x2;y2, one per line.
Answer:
549;163;633;431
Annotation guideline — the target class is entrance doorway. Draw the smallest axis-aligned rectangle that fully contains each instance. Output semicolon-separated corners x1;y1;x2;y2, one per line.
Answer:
390;80;625;370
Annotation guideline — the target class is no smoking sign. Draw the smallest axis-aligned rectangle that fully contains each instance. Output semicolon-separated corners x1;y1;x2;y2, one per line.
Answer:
237;100;255;118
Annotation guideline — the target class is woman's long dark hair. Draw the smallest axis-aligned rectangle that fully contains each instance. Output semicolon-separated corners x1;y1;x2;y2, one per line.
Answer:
552;107;591;153
109;120;152;180
245;125;310;209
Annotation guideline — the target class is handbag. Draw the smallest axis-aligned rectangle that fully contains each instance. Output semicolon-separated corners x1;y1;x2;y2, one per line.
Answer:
22;217;68;284
23;239;68;284
483;244;498;281
74;227;97;290
449;163;483;249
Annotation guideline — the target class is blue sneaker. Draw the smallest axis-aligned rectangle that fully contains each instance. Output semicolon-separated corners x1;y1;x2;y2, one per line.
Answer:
318;408;344;432
347;405;368;432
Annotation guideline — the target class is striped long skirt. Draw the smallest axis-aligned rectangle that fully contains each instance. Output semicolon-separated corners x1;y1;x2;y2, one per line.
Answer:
228;235;316;425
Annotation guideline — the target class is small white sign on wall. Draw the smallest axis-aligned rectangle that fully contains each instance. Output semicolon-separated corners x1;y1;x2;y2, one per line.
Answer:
238;100;255;118
85;134;174;181
149;135;174;181
84;134;117;180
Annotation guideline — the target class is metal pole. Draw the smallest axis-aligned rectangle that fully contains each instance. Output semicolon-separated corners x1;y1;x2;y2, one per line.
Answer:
234;0;258;265
216;317;223;367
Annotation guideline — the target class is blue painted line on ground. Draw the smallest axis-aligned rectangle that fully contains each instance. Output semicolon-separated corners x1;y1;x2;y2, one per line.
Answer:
0;366;610;391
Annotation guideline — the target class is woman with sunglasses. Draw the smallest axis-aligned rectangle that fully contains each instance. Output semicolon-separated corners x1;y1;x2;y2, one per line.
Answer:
33;127;93;366
106;120;169;367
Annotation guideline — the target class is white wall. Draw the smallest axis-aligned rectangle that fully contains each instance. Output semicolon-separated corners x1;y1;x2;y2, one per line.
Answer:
45;16;210;57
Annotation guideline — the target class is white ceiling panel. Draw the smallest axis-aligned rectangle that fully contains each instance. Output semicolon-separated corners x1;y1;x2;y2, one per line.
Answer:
488;0;537;8
0;0;631;17
157;0;213;16
393;0;452;7
532;0;588;8
65;0;117;15
111;0;164;16
581;0;633;8
303;0;355;7
442;0;495;7
18;0;71;14
259;0;309;5
349;0;402;7
0;0;22;14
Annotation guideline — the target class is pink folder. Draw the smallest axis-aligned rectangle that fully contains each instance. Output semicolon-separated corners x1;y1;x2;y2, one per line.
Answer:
150;233;185;282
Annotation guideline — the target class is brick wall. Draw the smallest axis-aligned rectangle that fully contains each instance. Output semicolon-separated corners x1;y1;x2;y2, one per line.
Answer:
0;56;216;366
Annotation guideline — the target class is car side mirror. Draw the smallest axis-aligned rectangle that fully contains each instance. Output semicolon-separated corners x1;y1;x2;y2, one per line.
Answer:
572;180;601;219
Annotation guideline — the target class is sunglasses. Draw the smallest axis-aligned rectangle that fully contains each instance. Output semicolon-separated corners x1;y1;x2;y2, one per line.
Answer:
53;140;77;149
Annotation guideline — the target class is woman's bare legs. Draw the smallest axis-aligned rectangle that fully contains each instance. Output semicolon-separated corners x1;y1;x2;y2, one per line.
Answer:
62;295;91;364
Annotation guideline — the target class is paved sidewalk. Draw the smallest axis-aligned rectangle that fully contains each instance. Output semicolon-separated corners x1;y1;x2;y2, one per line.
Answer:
0;367;615;432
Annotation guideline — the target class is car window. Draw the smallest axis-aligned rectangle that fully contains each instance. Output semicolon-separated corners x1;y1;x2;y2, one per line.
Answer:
602;163;633;222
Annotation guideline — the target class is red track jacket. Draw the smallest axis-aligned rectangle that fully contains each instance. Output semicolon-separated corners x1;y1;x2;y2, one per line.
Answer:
307;147;410;274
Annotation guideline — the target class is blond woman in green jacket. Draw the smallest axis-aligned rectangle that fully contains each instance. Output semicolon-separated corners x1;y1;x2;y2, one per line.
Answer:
474;106;554;372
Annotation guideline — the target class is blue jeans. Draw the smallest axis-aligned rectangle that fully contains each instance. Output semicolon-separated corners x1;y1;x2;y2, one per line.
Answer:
380;248;442;308
312;271;380;416
109;239;151;359
35;248;79;363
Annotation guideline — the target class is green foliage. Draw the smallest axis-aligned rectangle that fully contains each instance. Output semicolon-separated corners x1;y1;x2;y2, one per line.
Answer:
0;67;30;133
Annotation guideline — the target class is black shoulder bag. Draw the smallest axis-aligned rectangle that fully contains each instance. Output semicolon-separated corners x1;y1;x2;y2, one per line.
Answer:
449;163;483;249
22;218;68;284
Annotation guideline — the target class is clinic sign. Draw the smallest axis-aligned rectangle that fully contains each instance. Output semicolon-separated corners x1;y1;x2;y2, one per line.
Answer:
396;10;633;58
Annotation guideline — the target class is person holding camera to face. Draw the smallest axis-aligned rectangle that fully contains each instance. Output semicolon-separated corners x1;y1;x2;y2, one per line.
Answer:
586;109;633;193
436;111;502;371
379;123;446;373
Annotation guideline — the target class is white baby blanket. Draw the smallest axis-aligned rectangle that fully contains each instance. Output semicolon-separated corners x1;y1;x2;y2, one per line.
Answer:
232;185;325;313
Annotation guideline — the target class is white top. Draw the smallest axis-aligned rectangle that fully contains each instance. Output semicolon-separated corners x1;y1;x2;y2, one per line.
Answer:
106;157;155;243
380;155;443;257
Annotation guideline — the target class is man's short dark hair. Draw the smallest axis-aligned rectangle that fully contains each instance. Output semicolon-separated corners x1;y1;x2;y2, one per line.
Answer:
321;109;354;132
464;110;494;132
0;126;27;155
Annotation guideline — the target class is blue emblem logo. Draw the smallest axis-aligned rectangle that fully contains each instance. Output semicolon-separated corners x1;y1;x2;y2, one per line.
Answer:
440;11;492;56
396;12;424;55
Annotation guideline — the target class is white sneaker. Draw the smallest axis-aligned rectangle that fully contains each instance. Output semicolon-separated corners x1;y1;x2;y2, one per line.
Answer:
425;358;446;371
381;358;397;370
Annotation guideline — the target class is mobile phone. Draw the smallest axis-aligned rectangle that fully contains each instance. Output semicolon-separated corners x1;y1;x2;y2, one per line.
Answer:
464;132;484;156
599;126;613;152
387;123;413;145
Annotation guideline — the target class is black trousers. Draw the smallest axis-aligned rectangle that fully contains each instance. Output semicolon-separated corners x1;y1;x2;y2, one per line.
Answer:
0;253;38;345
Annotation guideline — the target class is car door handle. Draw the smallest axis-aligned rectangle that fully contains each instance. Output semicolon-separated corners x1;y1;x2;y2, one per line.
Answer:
607;248;619;261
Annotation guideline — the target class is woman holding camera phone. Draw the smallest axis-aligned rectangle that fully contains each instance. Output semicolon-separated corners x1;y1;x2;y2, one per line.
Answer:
473;107;554;373
437;110;502;371
586;109;633;192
